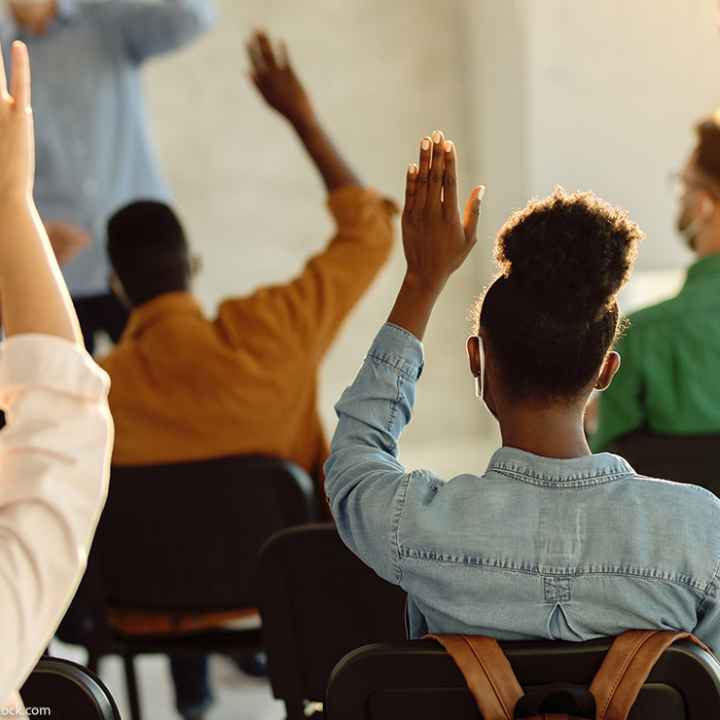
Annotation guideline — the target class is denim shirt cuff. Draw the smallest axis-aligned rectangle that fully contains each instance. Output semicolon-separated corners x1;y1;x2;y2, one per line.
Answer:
367;323;424;380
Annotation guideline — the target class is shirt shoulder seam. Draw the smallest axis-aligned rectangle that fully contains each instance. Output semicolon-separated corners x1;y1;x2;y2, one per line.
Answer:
390;472;412;584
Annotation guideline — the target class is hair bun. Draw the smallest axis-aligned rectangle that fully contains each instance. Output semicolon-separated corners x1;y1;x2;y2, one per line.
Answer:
495;189;642;321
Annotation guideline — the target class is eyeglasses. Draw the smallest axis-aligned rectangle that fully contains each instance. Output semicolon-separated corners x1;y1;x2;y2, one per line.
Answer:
668;170;709;197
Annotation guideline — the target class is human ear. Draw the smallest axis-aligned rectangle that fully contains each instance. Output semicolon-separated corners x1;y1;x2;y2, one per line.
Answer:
189;253;203;277
466;335;482;379
595;351;621;391
109;272;130;308
698;191;716;220
467;335;486;400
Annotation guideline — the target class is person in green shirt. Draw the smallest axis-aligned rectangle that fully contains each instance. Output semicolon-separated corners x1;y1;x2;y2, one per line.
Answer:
593;116;720;450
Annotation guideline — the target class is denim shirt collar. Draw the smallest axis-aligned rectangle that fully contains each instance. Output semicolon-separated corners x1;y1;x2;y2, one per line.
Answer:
487;446;635;488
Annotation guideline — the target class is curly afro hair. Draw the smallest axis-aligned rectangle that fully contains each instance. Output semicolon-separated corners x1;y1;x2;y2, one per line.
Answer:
475;188;643;402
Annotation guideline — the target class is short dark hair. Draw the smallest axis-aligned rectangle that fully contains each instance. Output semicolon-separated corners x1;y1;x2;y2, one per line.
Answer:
107;201;190;307
475;189;642;402
695;116;720;187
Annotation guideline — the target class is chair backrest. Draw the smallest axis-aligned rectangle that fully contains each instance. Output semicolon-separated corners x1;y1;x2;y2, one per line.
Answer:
21;657;120;720
609;433;720;495
59;454;316;644
325;638;720;719
259;524;407;706
98;455;316;611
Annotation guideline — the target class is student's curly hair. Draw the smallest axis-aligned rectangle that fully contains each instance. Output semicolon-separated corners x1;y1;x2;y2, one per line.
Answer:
474;189;643;402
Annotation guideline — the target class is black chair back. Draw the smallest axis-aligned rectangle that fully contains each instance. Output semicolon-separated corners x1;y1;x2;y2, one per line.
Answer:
326;638;720;719
58;455;315;648
101;455;315;610
21;657;120;720
610;433;720;494
259;524;407;712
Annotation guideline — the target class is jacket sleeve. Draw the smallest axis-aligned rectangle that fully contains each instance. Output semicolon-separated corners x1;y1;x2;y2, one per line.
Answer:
99;0;216;63
325;323;430;584
218;186;395;362
693;573;720;655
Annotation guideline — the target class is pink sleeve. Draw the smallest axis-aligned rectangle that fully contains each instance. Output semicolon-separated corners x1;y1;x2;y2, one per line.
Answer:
0;335;112;706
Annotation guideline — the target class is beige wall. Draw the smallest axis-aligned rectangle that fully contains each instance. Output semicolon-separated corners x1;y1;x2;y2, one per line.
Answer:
464;0;720;289
141;0;720;475
524;0;720;275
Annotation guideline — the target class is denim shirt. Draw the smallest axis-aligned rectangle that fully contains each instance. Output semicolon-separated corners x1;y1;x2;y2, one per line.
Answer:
325;323;720;652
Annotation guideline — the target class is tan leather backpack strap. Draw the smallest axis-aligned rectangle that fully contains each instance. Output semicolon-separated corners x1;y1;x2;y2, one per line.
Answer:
428;634;523;720
590;630;710;720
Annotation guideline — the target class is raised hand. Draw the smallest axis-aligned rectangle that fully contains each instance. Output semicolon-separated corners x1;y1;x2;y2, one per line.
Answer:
401;130;484;292
0;40;80;343
247;30;314;127
389;131;485;340
0;41;33;206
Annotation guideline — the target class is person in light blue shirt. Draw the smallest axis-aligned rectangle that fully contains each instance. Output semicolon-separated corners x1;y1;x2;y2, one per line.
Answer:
0;0;215;353
326;130;720;653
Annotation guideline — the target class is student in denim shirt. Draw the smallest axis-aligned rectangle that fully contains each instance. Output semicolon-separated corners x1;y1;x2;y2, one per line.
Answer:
325;131;720;652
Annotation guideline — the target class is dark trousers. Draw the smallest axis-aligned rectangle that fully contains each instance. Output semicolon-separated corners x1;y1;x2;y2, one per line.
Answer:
73;292;130;355
169;656;212;719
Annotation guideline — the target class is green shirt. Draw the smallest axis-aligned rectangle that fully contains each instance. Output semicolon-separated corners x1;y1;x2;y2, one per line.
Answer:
593;253;720;451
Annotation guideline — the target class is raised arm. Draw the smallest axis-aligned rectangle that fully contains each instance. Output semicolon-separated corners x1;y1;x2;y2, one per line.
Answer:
0;42;111;705
219;32;394;359
247;31;359;192
0;43;79;342
325;132;484;581
102;0;216;64
389;130;484;341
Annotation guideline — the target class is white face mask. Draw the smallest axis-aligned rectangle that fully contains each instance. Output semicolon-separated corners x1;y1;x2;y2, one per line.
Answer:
679;216;703;250
475;336;500;419
474;336;485;401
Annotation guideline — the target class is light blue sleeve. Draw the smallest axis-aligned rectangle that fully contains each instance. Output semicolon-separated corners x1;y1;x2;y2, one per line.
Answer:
693;573;720;655
325;323;424;585
100;0;217;63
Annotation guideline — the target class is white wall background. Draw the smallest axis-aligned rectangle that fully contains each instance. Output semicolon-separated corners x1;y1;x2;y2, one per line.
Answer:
465;0;720;302
139;0;720;475
526;0;720;271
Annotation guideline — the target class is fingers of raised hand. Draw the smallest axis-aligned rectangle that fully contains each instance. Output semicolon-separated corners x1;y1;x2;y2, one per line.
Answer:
247;31;281;75
413;136;432;210
277;40;290;70
246;35;266;75
0;43;7;102
0;41;30;109
256;31;278;70
463;185;486;245
442;140;458;217
10;42;30;111
428;130;445;208
404;163;418;216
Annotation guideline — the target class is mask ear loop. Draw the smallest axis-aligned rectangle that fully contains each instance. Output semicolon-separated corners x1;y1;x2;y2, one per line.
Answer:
474;337;485;400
